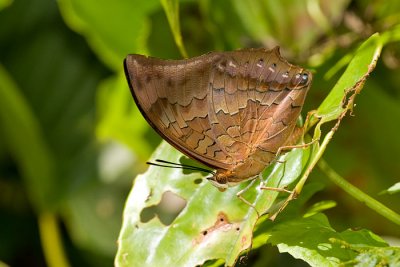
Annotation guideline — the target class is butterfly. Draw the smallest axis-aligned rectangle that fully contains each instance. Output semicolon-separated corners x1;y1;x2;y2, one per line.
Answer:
124;47;312;190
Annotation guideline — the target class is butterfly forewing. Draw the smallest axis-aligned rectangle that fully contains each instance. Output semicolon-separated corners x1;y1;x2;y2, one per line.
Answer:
124;47;312;185
124;53;231;170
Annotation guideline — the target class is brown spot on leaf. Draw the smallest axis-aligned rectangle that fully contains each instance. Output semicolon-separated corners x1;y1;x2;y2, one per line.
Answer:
193;212;242;245
242;235;247;246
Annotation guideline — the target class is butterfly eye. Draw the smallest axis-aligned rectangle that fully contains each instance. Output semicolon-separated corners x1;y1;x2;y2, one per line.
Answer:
300;73;309;85
293;72;309;86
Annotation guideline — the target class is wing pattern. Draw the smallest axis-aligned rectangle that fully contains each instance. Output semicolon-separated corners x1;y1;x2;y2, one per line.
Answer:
124;53;230;170
124;47;312;184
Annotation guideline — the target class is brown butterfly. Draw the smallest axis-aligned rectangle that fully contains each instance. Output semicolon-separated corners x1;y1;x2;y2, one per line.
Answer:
124;47;312;190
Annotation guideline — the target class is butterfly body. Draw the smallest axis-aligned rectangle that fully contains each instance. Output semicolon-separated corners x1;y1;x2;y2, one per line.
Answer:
124;47;312;189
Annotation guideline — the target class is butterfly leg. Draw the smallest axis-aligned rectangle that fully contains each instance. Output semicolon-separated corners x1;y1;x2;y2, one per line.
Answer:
258;158;292;193
236;178;261;217
276;114;319;159
275;138;318;160
259;185;292;193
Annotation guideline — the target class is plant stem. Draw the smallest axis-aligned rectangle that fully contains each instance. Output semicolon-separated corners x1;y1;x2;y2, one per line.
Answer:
318;159;400;226
38;212;70;267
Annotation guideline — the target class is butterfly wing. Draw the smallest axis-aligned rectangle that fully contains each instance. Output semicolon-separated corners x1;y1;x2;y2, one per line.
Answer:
207;48;312;181
124;53;233;170
124;48;311;181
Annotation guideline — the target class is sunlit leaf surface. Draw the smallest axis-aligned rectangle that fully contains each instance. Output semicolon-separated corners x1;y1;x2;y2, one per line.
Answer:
116;141;310;266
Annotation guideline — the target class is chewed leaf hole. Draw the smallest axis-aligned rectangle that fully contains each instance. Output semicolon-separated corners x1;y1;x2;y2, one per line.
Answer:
140;191;186;226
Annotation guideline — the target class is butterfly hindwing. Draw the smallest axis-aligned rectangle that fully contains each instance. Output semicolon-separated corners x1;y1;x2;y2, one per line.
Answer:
208;49;307;165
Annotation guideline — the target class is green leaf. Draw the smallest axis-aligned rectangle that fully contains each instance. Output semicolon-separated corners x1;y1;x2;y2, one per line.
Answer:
300;33;400;226
316;33;382;123
252;182;327;249
58;0;160;71
266;213;390;267
0;64;55;211
116;142;311;266
351;246;400;267
303;200;337;217
288;33;384;219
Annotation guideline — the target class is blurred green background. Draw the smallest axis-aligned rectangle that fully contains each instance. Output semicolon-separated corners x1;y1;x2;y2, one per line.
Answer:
0;0;399;266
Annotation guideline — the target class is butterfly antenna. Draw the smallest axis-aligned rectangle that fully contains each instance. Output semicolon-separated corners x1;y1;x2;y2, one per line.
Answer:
146;159;215;175
157;159;215;175
155;159;216;174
